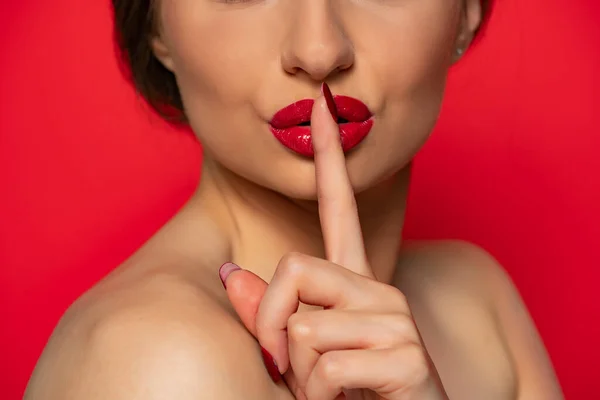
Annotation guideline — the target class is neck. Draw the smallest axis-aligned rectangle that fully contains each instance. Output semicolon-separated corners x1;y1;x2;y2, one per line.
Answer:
188;156;411;284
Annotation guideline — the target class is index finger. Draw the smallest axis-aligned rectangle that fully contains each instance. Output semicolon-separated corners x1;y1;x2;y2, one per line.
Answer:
311;83;371;277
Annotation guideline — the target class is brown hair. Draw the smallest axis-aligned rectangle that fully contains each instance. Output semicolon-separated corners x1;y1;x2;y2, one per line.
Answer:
111;0;493;122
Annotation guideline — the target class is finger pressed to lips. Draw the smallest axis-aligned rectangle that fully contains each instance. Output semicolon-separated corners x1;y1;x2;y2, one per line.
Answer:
311;89;371;277
224;89;385;386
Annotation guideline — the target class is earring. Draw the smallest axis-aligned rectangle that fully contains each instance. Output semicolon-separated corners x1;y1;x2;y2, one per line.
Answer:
456;47;465;57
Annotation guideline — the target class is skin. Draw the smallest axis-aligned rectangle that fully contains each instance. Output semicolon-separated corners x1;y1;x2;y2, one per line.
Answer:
25;0;563;399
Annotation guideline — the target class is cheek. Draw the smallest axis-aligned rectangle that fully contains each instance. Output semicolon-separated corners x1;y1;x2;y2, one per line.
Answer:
158;4;285;161
361;8;458;104
360;5;459;133
346;6;460;184
160;5;277;107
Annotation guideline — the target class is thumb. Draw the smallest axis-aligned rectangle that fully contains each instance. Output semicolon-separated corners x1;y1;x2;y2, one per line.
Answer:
220;263;267;337
219;263;282;383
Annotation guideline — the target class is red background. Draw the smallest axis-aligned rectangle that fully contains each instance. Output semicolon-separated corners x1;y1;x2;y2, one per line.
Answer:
1;0;598;398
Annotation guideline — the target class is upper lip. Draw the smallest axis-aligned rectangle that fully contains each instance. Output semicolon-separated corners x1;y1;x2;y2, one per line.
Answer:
270;96;372;129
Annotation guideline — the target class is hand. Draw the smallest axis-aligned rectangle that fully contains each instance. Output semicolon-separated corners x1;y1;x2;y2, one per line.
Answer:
221;83;448;400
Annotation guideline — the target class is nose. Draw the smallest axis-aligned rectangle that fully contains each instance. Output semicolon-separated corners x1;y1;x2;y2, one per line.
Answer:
281;2;354;82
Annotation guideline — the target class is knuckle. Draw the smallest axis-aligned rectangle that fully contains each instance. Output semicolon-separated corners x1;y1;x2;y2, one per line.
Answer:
278;252;307;277
287;313;314;343
315;352;345;384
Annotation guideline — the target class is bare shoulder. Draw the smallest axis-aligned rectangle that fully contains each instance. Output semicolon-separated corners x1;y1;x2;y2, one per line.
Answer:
24;264;286;400
395;239;509;304
395;240;563;400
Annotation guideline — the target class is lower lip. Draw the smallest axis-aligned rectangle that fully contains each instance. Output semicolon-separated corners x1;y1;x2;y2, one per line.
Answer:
269;119;374;157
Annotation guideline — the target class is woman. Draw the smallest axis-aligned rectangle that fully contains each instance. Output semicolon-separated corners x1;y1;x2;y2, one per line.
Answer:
25;0;563;399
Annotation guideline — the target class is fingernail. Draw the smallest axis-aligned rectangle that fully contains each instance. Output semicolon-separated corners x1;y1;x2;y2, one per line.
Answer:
219;262;241;289
261;346;282;383
321;82;338;121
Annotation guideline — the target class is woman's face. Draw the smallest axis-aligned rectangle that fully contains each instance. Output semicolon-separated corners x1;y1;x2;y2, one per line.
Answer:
152;0;483;199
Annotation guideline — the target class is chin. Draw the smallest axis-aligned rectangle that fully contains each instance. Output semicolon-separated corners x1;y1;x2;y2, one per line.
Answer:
249;145;412;202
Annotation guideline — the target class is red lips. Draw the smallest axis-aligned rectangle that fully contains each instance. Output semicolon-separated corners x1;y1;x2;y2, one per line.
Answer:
269;95;374;157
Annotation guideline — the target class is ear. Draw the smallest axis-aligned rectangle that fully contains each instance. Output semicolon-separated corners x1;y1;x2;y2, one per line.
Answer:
453;0;484;62
151;33;176;72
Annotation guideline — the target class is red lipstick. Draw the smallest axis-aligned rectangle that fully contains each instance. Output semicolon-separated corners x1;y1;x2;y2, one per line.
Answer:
269;95;374;157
